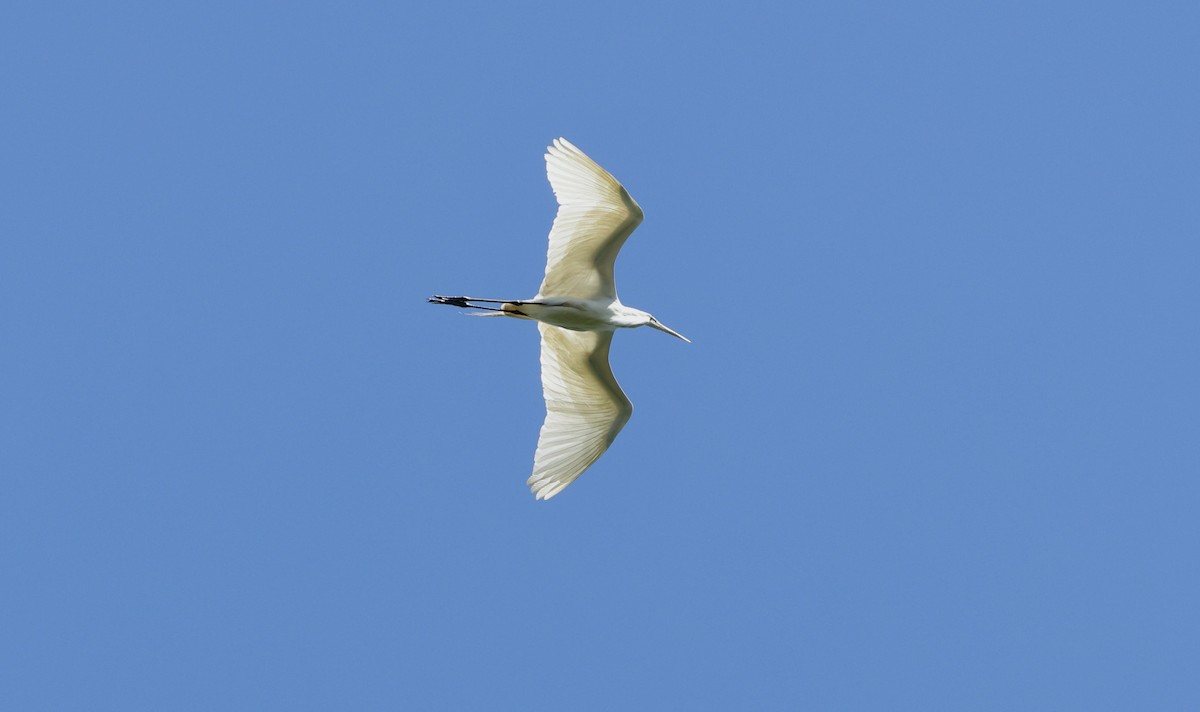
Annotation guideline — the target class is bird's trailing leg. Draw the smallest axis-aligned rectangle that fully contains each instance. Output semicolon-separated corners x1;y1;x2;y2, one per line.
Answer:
427;295;540;315
428;295;543;306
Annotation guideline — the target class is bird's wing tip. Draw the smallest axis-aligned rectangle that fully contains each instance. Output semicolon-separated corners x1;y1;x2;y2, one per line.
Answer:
529;479;568;501
547;137;579;156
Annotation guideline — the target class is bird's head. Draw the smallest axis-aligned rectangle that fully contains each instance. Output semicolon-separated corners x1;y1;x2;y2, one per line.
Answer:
647;315;690;343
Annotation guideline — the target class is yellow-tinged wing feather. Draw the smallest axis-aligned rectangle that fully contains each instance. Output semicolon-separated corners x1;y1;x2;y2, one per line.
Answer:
528;323;633;500
538;138;644;301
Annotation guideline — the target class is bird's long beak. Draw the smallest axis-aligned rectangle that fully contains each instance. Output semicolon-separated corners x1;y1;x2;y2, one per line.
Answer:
649;319;691;343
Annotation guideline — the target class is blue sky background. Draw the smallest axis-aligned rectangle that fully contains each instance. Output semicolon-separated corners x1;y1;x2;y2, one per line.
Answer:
3;1;1198;709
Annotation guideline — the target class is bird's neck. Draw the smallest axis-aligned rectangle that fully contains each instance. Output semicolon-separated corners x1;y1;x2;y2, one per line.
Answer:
610;304;651;328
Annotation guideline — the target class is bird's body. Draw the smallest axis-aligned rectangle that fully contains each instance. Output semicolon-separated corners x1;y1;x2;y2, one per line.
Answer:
430;138;687;500
503;297;656;331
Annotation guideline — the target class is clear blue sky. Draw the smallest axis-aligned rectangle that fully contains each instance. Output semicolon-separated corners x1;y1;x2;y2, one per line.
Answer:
2;1;1197;709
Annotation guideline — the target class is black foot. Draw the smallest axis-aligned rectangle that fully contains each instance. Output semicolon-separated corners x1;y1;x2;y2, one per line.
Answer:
428;295;472;307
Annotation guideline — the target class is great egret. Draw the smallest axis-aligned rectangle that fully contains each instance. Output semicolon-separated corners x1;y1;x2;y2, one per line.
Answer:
430;138;689;500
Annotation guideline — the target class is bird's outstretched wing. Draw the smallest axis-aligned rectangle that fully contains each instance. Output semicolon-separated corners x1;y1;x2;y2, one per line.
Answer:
528;323;633;500
539;138;644;301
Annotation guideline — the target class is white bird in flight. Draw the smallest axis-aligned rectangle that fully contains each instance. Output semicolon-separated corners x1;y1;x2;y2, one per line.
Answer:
430;138;689;500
